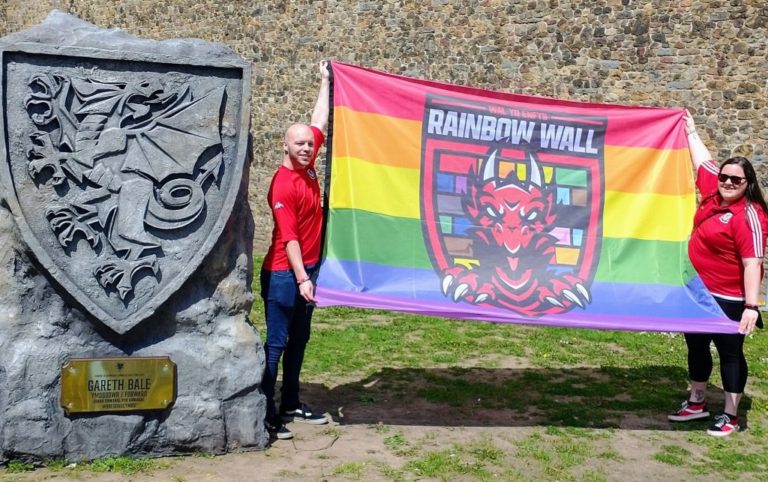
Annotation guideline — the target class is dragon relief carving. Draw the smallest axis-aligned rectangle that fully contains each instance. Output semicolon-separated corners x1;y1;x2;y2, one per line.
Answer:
23;73;225;300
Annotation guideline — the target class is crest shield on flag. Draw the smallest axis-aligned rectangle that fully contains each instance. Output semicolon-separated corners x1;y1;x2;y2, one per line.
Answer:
420;94;606;317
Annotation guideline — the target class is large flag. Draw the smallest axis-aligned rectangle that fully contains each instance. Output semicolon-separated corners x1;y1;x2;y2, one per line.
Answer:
316;61;735;333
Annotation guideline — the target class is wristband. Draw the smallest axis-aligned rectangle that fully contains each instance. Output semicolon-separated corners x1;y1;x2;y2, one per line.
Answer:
297;276;311;285
744;304;760;312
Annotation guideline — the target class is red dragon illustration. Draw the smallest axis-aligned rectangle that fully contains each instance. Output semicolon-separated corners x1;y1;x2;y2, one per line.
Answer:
441;149;591;316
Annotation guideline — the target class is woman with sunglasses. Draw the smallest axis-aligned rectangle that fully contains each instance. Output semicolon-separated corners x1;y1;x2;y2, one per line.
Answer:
667;112;768;436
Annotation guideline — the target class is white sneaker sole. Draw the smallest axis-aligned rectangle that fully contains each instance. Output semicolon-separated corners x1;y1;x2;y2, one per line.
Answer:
282;415;329;425
668;411;710;422
707;426;738;437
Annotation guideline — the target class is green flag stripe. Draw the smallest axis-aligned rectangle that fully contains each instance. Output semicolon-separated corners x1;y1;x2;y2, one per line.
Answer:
324;208;433;268
325;208;692;285
595;237;696;285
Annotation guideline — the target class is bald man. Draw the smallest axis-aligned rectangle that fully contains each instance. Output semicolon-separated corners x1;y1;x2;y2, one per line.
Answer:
260;61;330;440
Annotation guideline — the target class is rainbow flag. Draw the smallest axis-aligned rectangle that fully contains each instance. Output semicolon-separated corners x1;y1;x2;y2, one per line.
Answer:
316;61;735;333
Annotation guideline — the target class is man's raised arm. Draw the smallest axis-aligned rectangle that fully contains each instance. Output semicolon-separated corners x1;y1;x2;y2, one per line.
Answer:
310;60;330;135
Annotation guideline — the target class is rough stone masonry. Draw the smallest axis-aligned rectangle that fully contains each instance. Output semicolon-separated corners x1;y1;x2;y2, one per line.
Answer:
4;1;767;254
0;12;268;462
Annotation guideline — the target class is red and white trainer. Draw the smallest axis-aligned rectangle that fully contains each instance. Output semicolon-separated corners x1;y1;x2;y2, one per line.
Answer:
707;414;739;437
668;400;710;422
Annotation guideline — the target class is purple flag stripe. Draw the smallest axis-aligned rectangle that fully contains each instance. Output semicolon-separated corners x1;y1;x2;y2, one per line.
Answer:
316;259;729;329
315;286;737;334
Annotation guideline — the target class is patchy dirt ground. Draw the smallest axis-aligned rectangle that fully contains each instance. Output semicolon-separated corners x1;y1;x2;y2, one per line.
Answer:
0;423;734;482
2;353;763;481
0;375;752;482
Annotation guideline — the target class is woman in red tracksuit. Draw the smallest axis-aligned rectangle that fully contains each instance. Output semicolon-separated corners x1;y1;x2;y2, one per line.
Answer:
667;112;768;437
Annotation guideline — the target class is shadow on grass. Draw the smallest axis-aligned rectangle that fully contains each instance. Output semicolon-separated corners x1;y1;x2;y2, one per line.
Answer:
298;365;753;431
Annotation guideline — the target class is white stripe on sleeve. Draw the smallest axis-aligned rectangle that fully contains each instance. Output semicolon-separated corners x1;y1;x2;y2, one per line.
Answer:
702;160;719;175
746;204;764;258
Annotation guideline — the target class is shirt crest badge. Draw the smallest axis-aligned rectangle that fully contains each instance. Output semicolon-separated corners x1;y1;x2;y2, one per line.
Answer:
719;212;733;224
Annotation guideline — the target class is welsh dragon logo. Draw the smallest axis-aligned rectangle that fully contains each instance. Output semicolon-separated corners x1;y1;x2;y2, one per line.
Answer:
25;74;223;299
421;95;604;318
1;50;248;333
440;149;591;316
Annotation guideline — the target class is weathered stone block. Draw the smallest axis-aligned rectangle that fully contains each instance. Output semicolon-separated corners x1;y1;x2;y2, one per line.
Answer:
62;415;147;460
738;82;760;94
666;81;692;90
164;396;226;453
222;391;270;451
0;11;267;463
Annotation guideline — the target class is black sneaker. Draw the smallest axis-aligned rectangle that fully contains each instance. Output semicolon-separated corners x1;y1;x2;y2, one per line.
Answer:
706;413;740;437
265;417;293;440
280;402;328;425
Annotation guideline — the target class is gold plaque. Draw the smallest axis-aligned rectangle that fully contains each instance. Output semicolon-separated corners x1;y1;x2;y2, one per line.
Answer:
60;357;176;414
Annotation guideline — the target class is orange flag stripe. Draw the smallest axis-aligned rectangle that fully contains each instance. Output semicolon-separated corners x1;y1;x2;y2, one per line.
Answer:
604;145;694;195
333;106;421;170
333;107;694;195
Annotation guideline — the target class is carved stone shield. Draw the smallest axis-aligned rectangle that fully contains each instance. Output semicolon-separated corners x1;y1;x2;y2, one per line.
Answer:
421;94;604;317
0;31;250;333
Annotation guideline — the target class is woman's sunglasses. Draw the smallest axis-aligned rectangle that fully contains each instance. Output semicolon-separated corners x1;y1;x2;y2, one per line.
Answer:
718;173;746;185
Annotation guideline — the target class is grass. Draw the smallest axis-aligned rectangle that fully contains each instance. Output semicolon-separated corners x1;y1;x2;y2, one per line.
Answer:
332;461;368;478
377;463;407;482
87;455;167;474
404;446;490;481
0;455;169;478
191;451;216;459
3;255;768;481
384;433;417;457
4;461;34;473
383;433;406;450
515;429;596;479
249;255;768;480
683;431;768;478
654;444;691;465
467;437;504;463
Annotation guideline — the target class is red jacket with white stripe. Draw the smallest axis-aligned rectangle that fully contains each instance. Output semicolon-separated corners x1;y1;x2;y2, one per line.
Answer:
688;161;768;300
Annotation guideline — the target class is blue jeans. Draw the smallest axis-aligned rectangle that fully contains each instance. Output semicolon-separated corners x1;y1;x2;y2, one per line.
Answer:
260;265;316;420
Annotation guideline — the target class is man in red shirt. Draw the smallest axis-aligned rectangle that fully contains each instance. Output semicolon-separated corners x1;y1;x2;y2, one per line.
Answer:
261;61;330;440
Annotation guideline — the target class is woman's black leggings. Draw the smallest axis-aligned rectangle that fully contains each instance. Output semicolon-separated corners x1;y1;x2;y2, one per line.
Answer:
684;297;747;393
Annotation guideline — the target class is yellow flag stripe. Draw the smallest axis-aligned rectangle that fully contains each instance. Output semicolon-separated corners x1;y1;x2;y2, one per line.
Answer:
330;156;421;219
603;191;695;241
332;156;695;241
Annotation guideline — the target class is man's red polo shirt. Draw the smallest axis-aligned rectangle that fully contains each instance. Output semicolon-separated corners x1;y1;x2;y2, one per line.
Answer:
263;126;325;271
688;161;768;299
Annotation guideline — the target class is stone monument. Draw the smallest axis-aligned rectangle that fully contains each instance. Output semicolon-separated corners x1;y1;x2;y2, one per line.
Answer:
0;11;268;462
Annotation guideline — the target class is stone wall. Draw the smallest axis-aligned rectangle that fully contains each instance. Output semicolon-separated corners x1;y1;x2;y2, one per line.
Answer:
3;0;768;253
